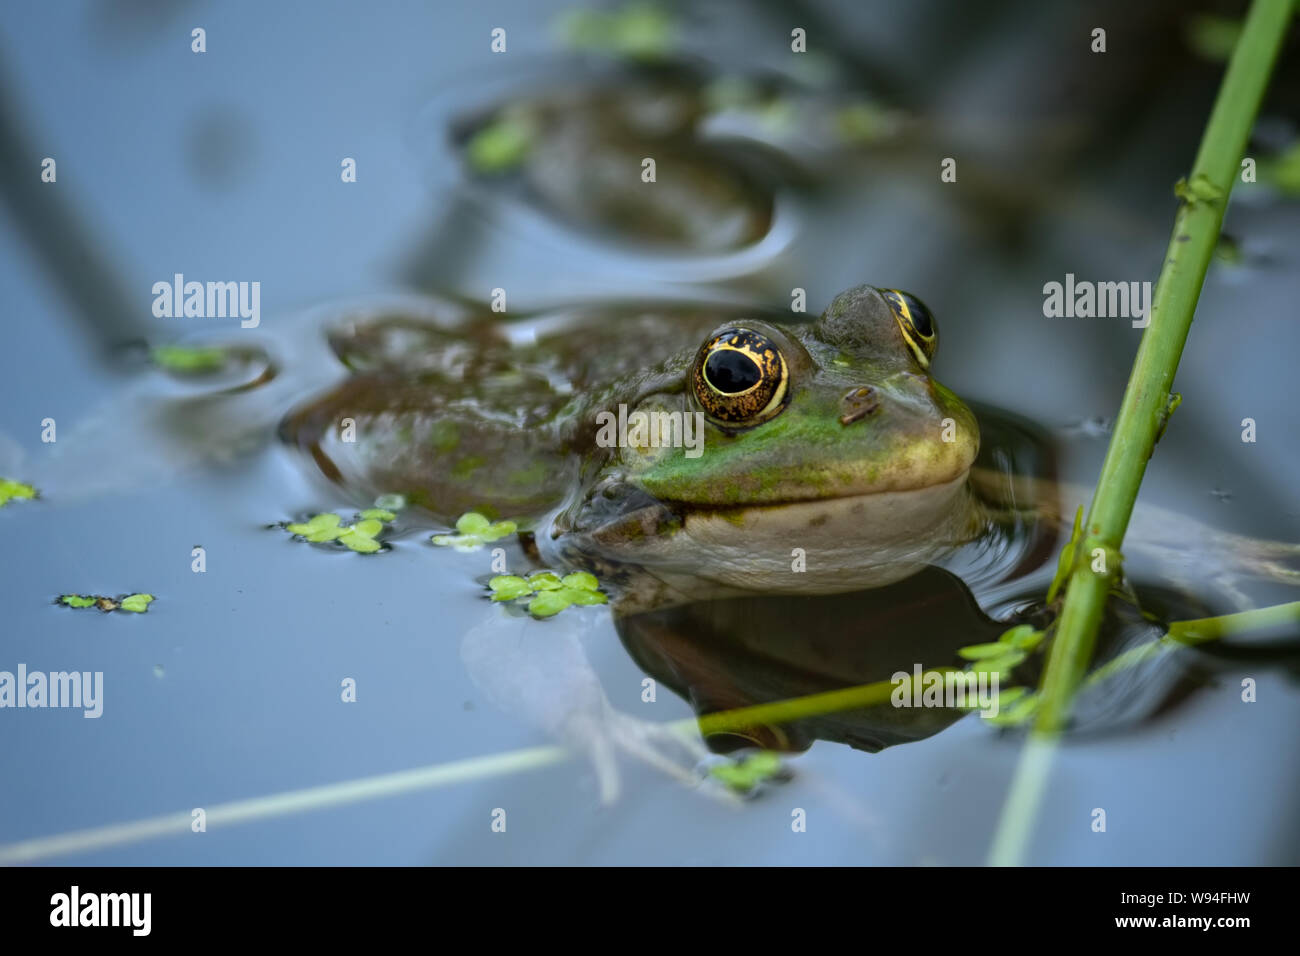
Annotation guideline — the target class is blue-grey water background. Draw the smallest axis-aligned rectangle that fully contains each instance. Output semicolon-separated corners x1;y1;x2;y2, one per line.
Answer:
1;0;1298;864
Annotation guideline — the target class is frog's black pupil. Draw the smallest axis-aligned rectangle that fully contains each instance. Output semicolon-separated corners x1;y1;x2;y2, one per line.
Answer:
706;349;762;393
903;294;933;337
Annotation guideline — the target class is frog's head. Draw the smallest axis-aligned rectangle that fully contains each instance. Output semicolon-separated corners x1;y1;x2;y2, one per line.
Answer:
635;284;977;505
553;285;981;594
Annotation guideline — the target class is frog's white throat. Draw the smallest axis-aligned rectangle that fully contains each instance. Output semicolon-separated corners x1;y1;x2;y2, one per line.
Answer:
564;472;975;595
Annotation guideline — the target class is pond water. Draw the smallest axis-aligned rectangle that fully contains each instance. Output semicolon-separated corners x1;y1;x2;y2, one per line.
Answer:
1;0;1298;865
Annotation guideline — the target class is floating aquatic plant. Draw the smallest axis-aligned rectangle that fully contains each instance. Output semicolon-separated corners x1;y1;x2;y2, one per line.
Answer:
119;594;154;613
955;624;1044;681
431;512;517;552
982;687;1040;728
465;111;535;175
487;570;607;618
283;509;396;554
556;2;676;61
0;478;37;508
707;751;787;794
58;593;154;613
951;625;1049;726
151;345;229;373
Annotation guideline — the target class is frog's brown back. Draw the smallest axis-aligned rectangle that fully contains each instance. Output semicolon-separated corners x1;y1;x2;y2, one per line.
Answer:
277;304;789;523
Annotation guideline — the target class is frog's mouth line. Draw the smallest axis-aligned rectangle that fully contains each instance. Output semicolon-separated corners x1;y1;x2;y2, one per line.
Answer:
584;473;973;549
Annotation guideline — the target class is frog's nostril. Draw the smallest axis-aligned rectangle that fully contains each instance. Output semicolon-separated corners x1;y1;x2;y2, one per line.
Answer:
839;386;880;425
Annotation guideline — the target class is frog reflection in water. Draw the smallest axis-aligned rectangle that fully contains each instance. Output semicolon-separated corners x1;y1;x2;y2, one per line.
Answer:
281;285;1300;790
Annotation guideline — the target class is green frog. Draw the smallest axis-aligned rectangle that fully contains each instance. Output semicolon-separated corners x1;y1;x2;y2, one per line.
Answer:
278;284;1299;792
284;285;986;593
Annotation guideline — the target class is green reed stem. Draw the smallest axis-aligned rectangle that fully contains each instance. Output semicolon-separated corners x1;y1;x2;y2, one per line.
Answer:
989;0;1295;867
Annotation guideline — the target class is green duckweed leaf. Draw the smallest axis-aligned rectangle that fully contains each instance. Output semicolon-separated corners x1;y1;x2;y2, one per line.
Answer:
488;575;533;601
466;113;535;174
119;593;155;613
991;685;1029;707
287;512;342;540
742;751;782;776
0;478;37;508
433;513;517;550
338;531;382;553
560;571;600;591
958;642;1011;661
564;588;608;606
557;2;676;61
60;593;155;613
709;751;784;792
151;345;228;373
287;510;395;551
484;568;608;617
998;624;1044;651
972;650;1027;677
707;764;750;789
456;512;491;535
481;520;517;541
985;689;1040;727
527;590;573;618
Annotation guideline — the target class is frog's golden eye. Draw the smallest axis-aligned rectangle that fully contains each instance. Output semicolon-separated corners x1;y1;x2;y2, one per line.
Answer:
692;328;789;426
880;289;938;368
